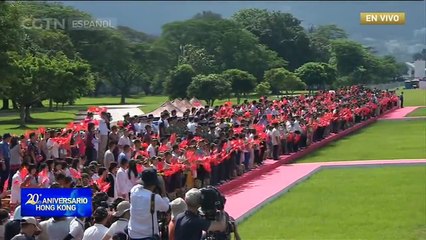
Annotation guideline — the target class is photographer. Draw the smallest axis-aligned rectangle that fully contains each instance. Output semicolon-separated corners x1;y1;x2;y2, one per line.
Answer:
128;168;170;240
173;188;226;240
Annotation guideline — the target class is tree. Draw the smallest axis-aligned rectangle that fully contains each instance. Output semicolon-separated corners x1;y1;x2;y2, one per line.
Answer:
159;17;286;80
255;82;271;97
282;72;306;94
193;11;222;20
132;42;174;95
309;25;347;63
296;62;336;91
187;74;231;106
222;69;256;104
264;68;286;94
0;2;24;110
331;39;366;76
45;53;94;110
233;9;312;70
165;64;196;99
179;44;217;74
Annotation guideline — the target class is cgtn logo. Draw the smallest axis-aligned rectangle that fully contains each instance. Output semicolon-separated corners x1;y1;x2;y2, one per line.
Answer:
21;188;92;217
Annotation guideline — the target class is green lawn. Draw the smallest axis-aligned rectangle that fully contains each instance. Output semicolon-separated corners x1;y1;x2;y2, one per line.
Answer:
0;95;169;134
396;89;426;106
407;107;426;117
298;121;426;163
238;166;426;240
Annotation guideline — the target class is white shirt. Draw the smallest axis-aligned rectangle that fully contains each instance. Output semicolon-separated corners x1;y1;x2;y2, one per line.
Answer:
46;138;59;159
116;167;130;199
103;218;128;240
38;218;72;240
69;218;85;240
83;224;109;240
292;121;302;133
118;136;131;147
99;119;109;136
147;144;156;158
128;186;170;239
11;172;23;204
271;128;280;146
187;122;197;134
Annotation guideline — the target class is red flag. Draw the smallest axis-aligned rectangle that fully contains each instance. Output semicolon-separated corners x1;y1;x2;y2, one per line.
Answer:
39;168;49;184
136;164;143;174
170;133;176;145
70;168;81;179
3;178;9;192
158;145;169;153
20;167;28;180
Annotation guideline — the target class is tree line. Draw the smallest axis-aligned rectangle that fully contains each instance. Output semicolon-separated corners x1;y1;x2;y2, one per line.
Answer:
0;2;407;125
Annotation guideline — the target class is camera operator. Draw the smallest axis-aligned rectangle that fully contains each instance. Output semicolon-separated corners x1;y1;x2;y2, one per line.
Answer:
128;168;170;240
173;188;227;240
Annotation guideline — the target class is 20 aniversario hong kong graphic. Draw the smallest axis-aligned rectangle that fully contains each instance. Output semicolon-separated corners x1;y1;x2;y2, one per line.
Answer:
21;188;92;217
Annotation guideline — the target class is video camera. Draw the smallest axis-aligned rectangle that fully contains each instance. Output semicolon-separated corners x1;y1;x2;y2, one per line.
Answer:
200;186;226;221
200;186;237;240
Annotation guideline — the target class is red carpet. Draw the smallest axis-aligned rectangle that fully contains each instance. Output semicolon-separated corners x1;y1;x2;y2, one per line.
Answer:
379;106;422;120
224;159;426;223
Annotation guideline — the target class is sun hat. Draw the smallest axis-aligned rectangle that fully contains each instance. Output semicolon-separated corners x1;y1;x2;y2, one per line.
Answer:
113;201;130;217
21;217;41;231
185;188;202;208
170;198;187;219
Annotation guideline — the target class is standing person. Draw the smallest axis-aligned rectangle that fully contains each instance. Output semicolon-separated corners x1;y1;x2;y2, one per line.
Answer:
102;201;130;240
118;130;131;151
46;130;59;159
399;91;404;108
128;168;170;240
0;133;11;193
38;217;72;240
98;112;110;163
26;133;41;164
168;198;187;240
4;206;23;240
115;159;130;200
0;208;10;240
173;188;226;240
82;207;110;240
117;145;131;166
271;122;280;160
64;217;85;240
9;136;23;189
85;123;96;164
11;217;40;240
106;162;119;204
104;142;116;168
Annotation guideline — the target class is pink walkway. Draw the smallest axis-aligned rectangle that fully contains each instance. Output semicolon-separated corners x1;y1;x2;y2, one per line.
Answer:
224;159;426;223
379;106;422;120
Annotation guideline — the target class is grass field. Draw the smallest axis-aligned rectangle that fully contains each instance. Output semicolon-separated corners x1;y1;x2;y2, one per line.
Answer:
298;121;426;163
407;107;426;117
396;89;426;106
238;166;426;240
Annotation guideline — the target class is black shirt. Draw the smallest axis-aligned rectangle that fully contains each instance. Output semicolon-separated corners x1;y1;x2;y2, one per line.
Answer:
174;210;211;240
4;220;21;240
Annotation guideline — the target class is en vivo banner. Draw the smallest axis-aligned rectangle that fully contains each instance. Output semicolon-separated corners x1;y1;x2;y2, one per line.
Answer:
21;188;92;217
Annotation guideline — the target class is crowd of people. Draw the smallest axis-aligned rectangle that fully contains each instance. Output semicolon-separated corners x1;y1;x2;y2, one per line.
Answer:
0;85;399;240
